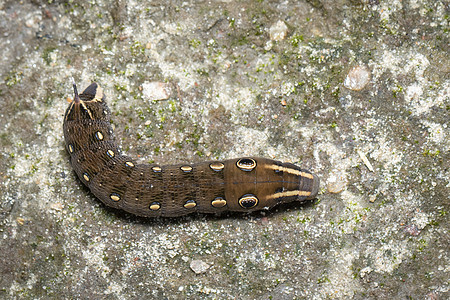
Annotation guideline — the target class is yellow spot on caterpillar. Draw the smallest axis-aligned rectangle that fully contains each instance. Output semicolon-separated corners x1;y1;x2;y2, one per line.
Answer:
125;161;135;167
152;166;162;172
83;173;90;182
95;131;104;140
68;144;74;153
110;193;121;202
211;197;227;208
209;162;225;171
149;202;161;211
180;165;193;172
184;200;197;209
107;149;115;158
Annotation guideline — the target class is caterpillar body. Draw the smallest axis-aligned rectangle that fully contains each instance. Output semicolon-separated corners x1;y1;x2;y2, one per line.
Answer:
63;83;319;217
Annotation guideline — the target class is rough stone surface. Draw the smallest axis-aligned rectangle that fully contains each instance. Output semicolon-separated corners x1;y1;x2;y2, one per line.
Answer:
0;0;448;299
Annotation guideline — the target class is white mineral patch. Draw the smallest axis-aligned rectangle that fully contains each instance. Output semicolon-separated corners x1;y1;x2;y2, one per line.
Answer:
360;266;373;278
370;239;411;274
141;81;169;101
370;136;403;171
344;65;371;91
405;83;423;104
269;20;288;41
407;80;448;116
411;212;430;230
420;120;448;146
226;127;268;156
318;248;359;298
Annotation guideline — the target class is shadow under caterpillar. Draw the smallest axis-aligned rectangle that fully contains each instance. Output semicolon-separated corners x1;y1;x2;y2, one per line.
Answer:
63;83;319;217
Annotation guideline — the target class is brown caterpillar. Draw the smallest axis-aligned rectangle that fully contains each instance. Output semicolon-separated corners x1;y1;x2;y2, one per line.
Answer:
63;82;319;217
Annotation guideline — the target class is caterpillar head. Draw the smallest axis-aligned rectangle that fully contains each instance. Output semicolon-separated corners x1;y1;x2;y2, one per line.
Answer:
64;82;109;122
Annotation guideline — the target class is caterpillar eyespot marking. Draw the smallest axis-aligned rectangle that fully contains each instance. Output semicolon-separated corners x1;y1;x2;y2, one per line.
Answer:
63;82;320;217
239;194;259;209
236;158;257;171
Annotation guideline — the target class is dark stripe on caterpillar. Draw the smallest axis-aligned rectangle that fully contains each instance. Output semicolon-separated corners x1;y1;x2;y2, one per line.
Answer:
63;82;319;217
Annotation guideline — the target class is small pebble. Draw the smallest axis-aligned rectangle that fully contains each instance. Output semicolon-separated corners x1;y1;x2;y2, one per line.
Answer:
142;81;169;101
50;202;64;211
327;171;347;193
190;259;211;274
269;20;288;41
344;65;371;91
359;266;373;278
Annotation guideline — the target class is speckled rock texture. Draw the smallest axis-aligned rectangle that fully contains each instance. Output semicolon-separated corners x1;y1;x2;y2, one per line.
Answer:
0;0;448;299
